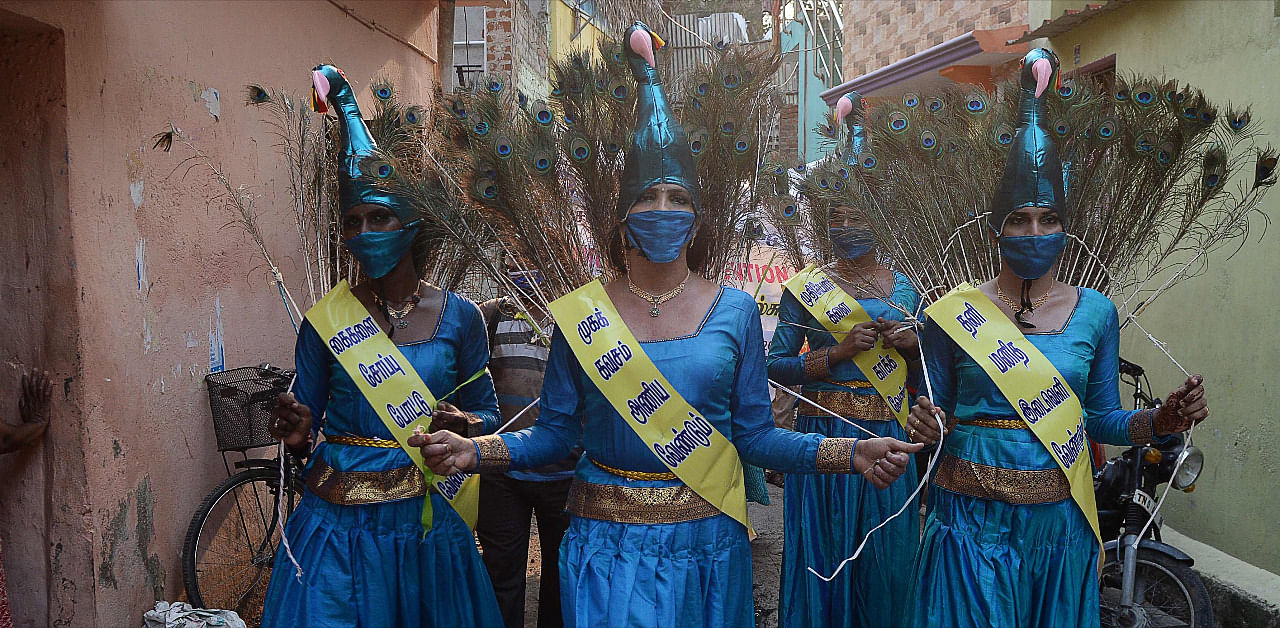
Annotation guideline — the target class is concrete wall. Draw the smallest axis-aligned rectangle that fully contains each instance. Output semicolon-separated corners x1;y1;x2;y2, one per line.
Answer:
842;0;1026;79
1028;0;1280;575
0;1;442;625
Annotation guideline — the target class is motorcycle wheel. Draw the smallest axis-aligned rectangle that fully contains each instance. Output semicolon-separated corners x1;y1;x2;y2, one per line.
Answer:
1100;546;1214;628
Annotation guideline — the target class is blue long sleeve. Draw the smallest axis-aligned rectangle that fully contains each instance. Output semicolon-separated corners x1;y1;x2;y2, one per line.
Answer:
447;300;501;433
765;291;813;385
293;320;330;439
1081;301;1141;446
499;329;584;469
730;301;826;472
920;317;957;416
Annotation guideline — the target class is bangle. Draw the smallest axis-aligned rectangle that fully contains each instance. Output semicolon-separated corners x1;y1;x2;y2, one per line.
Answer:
804;347;832;381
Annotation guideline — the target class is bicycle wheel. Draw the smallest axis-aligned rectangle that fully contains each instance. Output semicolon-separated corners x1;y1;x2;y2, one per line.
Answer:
182;466;299;623
1100;547;1215;627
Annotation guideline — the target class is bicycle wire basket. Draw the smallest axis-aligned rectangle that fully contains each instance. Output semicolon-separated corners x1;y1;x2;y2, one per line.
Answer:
204;366;294;452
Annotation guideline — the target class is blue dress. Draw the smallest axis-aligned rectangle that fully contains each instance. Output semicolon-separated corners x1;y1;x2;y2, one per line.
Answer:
261;291;504;628
910;288;1153;628
766;272;921;628
493;287;854;628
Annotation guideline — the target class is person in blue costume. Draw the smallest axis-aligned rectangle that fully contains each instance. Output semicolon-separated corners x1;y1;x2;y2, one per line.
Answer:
411;23;923;628
903;49;1210;628
261;63;503;628
767;91;924;628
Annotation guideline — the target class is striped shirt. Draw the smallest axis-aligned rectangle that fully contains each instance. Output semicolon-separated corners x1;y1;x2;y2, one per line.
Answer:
480;298;580;480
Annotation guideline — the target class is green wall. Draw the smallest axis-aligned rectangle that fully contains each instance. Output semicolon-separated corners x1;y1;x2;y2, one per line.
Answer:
1030;0;1280;574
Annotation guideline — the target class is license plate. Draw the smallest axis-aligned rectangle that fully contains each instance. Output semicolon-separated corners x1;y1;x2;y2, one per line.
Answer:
1132;490;1163;526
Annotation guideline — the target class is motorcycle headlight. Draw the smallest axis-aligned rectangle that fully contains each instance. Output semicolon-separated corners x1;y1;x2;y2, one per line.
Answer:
1170;446;1204;490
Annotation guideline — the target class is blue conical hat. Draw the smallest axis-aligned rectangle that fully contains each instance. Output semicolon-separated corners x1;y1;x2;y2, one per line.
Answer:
989;48;1068;233
311;64;419;223
615;22;701;221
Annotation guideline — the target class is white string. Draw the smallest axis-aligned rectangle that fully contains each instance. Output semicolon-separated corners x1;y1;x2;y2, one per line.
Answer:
768;380;878;438
807;412;944;582
808;300;942;582
277;374;303;581
495;397;541;434
1128;330;1196;550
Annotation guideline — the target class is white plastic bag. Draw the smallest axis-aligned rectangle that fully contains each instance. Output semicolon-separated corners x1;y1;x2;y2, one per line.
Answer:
141;601;246;628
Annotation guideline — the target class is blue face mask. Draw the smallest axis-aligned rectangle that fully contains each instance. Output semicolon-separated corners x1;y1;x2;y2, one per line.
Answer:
999;232;1067;279
830;227;876;259
625;210;696;264
345;225;419;279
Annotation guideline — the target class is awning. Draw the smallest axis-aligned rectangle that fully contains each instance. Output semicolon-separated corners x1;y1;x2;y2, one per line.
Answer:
820;25;1026;104
1007;0;1133;45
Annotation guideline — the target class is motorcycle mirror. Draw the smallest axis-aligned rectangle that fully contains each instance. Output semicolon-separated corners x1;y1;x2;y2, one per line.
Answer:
1170;446;1204;490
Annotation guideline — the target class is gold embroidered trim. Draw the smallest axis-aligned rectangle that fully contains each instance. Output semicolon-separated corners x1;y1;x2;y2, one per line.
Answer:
815;437;856;473
932;454;1071;504
461;412;487;438
306;458;429;505
803;347;831;380
591;457;677;481
963;417;1029;430
474;434;512;473
799;390;893;421
1130;408;1156;444
565;480;720;524
827;378;873;389
325;434;401;448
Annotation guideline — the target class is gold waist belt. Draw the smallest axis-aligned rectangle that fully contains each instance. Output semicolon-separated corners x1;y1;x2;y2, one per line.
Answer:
800;389;893;421
325;434;401;448
590;457;678;481
962;418;1029;430
566;479;720;524
306;458;433;505
932;454;1070;505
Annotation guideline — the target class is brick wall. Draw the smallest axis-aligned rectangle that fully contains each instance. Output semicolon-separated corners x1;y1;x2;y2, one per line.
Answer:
485;0;550;96
842;0;1026;79
485;5;513;75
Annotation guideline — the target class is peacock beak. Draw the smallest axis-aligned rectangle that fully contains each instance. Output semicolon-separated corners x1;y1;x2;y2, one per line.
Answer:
1031;58;1053;98
311;70;331;113
651;32;666;51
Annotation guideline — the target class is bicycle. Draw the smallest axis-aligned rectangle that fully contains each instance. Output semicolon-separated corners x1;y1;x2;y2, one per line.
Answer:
181;365;302;624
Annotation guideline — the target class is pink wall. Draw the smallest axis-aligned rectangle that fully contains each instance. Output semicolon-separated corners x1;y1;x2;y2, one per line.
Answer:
0;1;442;625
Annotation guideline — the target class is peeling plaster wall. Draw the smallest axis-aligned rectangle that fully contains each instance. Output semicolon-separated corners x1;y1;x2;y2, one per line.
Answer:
0;11;94;628
0;1;441;625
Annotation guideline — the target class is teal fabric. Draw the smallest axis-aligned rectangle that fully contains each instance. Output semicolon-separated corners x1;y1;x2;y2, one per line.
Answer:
989;49;1069;233
911;288;1142;628
261;291;501;627
312;64;419;223
615;22;700;220
766;273;922;627
498;286;849;626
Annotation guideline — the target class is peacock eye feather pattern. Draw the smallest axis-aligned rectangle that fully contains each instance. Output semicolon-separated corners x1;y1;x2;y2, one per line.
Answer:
245;84;272;105
833;65;1275;326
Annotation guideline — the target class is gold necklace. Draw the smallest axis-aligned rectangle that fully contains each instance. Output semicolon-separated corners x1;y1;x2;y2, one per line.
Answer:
375;282;425;329
996;282;1052;312
628;269;691;317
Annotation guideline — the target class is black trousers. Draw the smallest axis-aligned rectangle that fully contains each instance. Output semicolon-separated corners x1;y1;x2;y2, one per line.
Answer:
476;473;573;628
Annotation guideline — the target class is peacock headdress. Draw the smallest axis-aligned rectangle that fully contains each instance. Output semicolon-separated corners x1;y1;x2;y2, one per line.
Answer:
310;64;419;226
989;48;1068;233
615;21;701;220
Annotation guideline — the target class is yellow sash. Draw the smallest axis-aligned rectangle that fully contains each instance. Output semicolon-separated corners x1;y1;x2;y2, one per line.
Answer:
925;282;1100;543
305;281;481;531
784;265;911;426
548;281;753;533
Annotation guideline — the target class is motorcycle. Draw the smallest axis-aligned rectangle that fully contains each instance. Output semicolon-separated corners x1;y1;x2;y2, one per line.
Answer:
1095;358;1213;627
